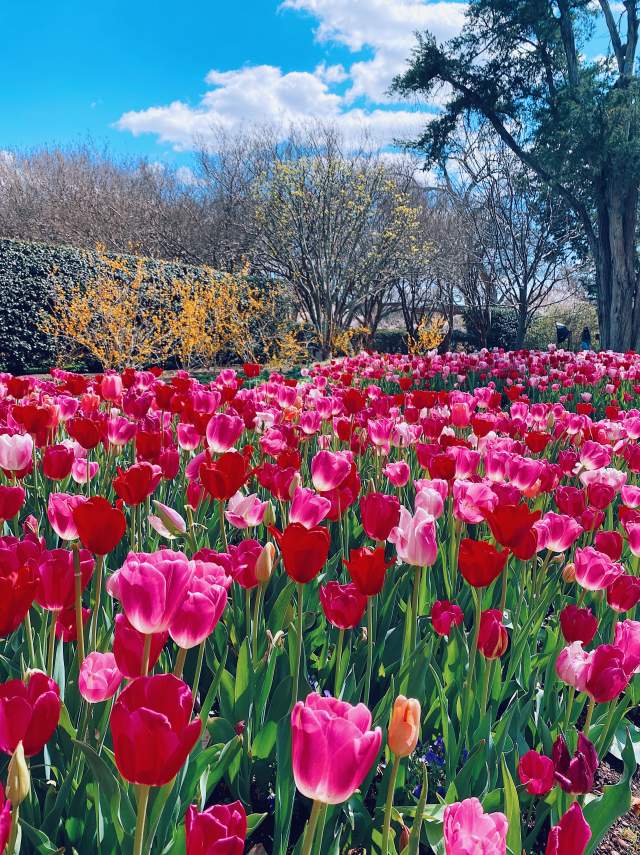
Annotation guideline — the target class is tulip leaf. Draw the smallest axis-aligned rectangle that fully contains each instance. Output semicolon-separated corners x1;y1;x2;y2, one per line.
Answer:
273;715;296;855
583;728;636;854
235;637;253;723
500;755;521;855
18;820;58;854
246;811;268;839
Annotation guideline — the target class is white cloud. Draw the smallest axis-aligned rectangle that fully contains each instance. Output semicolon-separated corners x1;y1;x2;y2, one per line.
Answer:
116;1;465;151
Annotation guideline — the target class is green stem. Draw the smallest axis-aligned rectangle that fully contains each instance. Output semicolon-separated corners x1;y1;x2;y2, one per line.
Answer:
47;611;58;676
218;500;228;551
564;686;576;731
381;755;401;855
409;566;422;653
301;800;323;855
8;804;19;855
173;646;188;679
291;583;304;710
24;611;35;669
191;640;206;715
480;662;492;718
252;584;263;661
583;696;596;736
245;588;252;645
133;784;150;855
141;634;152;677
73;542;85;664
364;597;374;706
460;588;482;750
90;554;105;651
334;629;344;697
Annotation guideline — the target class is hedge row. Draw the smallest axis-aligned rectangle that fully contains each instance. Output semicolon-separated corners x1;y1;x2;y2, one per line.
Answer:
0;238;288;375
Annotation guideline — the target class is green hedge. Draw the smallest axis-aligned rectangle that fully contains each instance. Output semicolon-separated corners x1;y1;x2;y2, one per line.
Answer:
0;237;287;374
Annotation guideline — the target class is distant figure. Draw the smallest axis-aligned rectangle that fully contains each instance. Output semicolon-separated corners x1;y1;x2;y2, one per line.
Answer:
580;326;592;351
555;323;571;349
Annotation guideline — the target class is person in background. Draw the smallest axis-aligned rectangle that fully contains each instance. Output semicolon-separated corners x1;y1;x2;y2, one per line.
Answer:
580;326;592;351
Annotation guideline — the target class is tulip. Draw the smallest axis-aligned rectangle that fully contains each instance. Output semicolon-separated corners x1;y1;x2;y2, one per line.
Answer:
319;582;367;630
268;524;330;584
584;644;629;703
73;495;126;555
47;492;87;541
148;501;187;539
311;450;352;492
452;480;497;524
289;487;331;529
0;670;61;756
388;506;437;567
224;491;267;529
559;605;598;644
477;610;509;659
607;573;640;612
107;549;193;637
0;783;10;854
534;512;583;553
552;733;598;794
382;695;421;853
383;461;410;487
343;546;393;596
458;539;509;588
255;542;275;584
555;642;591;693
101;373;123;401
113;462;163;506
55;605;90;642
359;492;400;541
6;741;30;806
545;802;591;855
113;614;167;679
0;433;33;472
431;600;464;637
110;674;201;786
485;503;540;560
0;548;37;638
36;548;94;612
41;444;75;480
184;801;247;855
291;693;381;804
594;530;623;561
518;750;555;795
169;568;228;649
614;618;640;674
443;798;508;855
574;546;624;591
199;451;248;501
206;413;244;453
79;652;123;703
71;457;99;484
0;485;24;523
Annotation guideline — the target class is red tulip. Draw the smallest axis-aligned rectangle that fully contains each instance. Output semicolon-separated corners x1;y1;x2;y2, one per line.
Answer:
0;670;61;756
477;609;509;659
73;496;126;555
343;547;393;596
552;733;598;794
559;605;598;645
55;604;90;642
607;574;640;612
593;530;623;561
199;451;248;501
67;416;103;450
545;802;591;855
243;362;261;378
359;492;400;541
113;462;162;506
35;548;94;612
431;600;464;637
485;503;540;560
518;750;555;795
458;539;509;588
112;614;167;679
319;582;367;629
585;644;629;702
41;445;75;481
110;674;201;785
185;801;247;855
0;486;24;522
269;523;330;583
0;547;37;637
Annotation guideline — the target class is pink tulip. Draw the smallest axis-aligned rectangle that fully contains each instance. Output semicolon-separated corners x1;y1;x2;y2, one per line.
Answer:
71;458;99;484
47;493;87;541
453;480;497;524
388;506;437;567
177;423;201;451
383;461;410;487
621;484;640;508
107;415;137;447
169;563;228;649
614;619;640;674
225;491;268;529
148;501;187;539
534;512;583;553
555;642;591;693
311;450;352;492
628;525;640;557
206;413;244;453
573;547;623;591
79;652;123;703
291;693;381;804
101;374;123;401
0;433;33;472
289;487;332;528
414;484;445;518
107;549;193;634
443;798;508;855
579;440;612;470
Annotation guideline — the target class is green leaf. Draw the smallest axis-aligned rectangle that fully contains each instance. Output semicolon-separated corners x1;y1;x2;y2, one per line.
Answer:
247;812;268;839
500;755;521;855
273;715;296;855
235;637;253;723
583;728;636;854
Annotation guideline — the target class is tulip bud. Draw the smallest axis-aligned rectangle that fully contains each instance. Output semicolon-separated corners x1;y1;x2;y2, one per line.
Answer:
399;824;410;850
149;501;187;538
262;501;276;527
388;695;421;757
255;542;276;584
562;562;576;584
6;741;30;805
288;472;302;500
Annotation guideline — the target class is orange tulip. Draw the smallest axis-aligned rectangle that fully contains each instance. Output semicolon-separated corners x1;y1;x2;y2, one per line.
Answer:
388;695;421;758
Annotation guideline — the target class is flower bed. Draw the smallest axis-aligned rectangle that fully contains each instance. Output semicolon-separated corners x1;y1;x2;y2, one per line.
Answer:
0;348;640;854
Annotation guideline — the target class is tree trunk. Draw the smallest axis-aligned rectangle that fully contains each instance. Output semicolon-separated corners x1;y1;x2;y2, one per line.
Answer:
595;178;640;351
515;285;527;349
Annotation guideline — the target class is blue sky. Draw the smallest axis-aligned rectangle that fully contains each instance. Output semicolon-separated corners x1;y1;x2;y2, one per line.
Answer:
0;1;466;166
